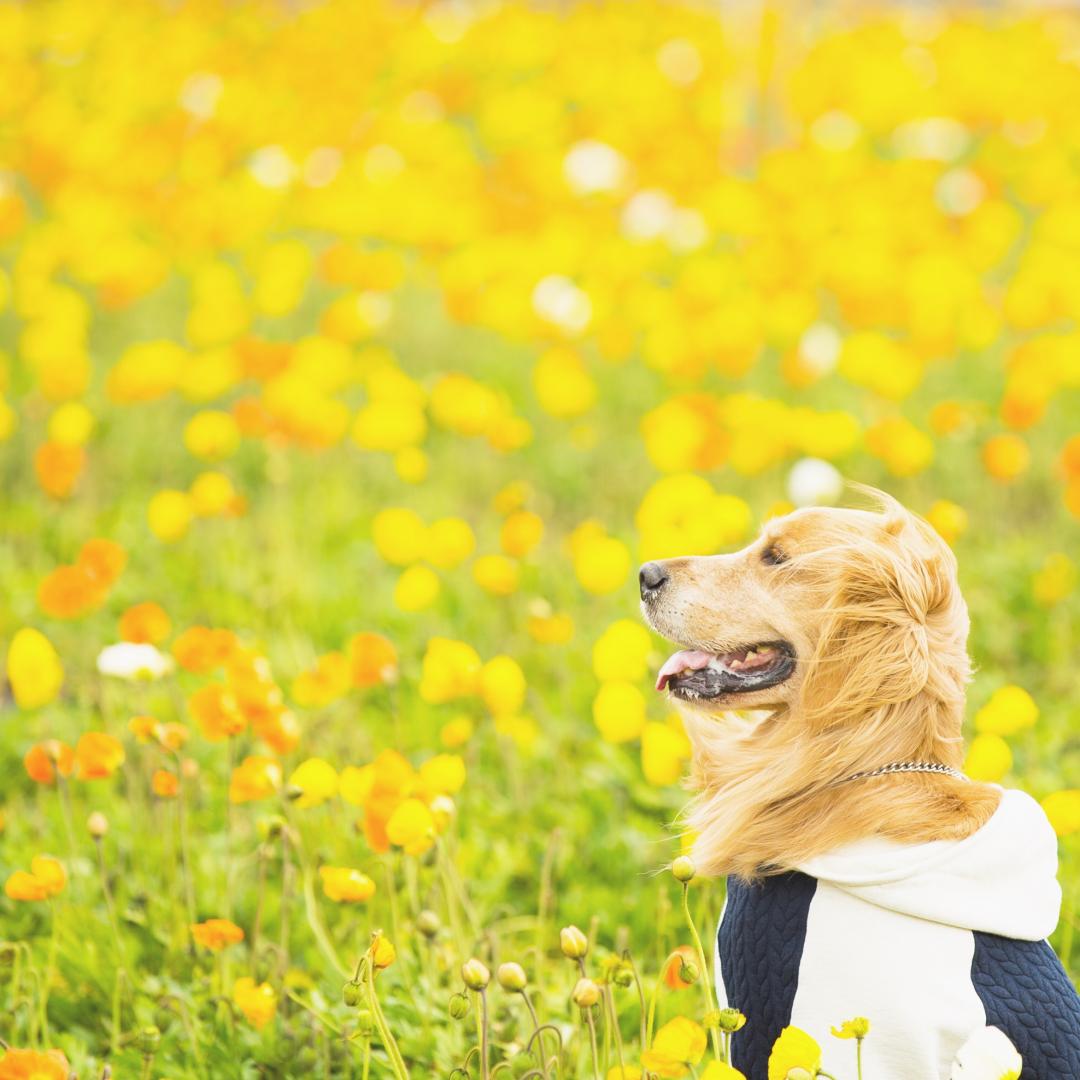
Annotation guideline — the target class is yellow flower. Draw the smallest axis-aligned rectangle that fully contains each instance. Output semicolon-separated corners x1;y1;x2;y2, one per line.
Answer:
533;347;596;418
6;628;63;710
189;471;237;517
1032;553;1076;606
386;798;436;856
974;686;1038;737
183;409;240;461
641;1016;707;1078
47;402;95;446
572;528;631;595
964;734;1012;782
148;490;193;543
232;977;276;1029
593;620;653;682
767;1026;822;1080
926;500;968;546
425;517;476;568
288;758;339;808
593;682;647;743
370;933;396;969
479;655;527;715
440;715;475;748
700;1065;747;1080
1041;791;1080;837
319;866;376;903
393;564;441;611
472;554;520;596
372;507;426;566
831;1017;871;1039
418;754;467;797
419;638;482;703
500;510;544;558
641;720;691;786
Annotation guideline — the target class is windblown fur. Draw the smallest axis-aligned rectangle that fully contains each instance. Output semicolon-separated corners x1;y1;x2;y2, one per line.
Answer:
643;485;1002;881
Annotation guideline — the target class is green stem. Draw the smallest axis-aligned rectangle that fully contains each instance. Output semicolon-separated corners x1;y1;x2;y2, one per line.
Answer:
522;990;550;1080
605;985;626;1080
621;949;648;1052
583;1006;601;1080
681;883;722;1062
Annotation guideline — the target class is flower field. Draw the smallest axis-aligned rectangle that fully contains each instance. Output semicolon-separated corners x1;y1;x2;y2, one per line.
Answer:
1;0;1080;1076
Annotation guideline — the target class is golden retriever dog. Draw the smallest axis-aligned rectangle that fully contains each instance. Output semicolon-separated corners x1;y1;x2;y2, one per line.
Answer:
640;485;1080;1079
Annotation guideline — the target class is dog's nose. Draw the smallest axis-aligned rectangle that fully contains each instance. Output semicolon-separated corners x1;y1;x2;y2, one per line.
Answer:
639;561;669;599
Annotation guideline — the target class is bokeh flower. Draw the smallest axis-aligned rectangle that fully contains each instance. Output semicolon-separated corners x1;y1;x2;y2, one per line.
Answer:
319;866;376;902
232;977;277;1029
191;919;245;951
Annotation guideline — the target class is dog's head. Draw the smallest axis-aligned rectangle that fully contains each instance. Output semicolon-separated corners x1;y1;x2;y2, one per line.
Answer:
640;486;970;733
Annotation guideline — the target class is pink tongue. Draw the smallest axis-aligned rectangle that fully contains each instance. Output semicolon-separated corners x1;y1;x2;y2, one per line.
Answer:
656;650;713;691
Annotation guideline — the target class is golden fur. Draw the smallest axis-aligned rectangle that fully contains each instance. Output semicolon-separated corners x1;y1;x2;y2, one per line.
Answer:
641;484;1001;881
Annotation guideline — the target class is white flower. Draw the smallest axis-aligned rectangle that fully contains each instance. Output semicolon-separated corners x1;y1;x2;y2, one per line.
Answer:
787;458;845;508
950;1025;1022;1080
563;140;627;196
96;643;174;681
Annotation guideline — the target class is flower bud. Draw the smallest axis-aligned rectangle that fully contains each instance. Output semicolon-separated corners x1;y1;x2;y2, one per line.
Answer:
718;1007;747;1033
572;977;600;1008
611;964;634;988
416;909;441;939
497;962;527;992
87;811;109;839
449;1070;470;1080
461;958;490;991
430;794;455;831
671;855;696;883
135;1026;161;1055
559;925;588;960
343;980;364;1007
355;1007;374;1036
449;992;470;1019
678;959;699;984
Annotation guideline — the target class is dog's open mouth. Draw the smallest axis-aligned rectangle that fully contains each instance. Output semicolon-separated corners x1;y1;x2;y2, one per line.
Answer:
655;641;796;699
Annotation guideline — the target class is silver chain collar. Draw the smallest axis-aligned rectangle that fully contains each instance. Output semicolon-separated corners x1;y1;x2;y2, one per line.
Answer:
834;760;969;786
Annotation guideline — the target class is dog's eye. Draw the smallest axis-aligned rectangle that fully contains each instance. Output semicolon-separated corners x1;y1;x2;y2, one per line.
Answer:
761;545;787;566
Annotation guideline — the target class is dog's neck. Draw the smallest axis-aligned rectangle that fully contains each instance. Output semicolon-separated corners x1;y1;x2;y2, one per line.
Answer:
679;697;1001;881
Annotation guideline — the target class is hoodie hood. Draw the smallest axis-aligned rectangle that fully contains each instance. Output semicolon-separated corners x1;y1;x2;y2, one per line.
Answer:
796;787;1061;941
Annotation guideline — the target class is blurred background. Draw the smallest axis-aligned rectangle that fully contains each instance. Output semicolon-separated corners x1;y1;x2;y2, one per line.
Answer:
1;0;1080;1071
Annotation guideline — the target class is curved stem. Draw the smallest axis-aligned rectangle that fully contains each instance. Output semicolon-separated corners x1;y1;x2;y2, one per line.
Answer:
681;883;722;1061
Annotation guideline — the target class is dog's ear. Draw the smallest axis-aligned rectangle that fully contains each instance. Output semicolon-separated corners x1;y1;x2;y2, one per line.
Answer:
798;511;968;733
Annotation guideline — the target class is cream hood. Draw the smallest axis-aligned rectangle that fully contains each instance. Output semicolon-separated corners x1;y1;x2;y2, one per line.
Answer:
796;787;1061;941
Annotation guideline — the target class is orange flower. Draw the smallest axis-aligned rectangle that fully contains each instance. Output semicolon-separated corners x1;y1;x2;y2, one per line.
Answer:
75;732;126;779
0;1047;70;1079
348;632;398;688
5;856;66;902
291;651;350;708
78;538;127;585
160;722;190;751
189;683;246;740
119;601;172;644
229;755;282;803
319;866;376;902
173;626;239;673
191;918;244;951
128;714;162;743
152;769;179;798
252;709;300;755
34;441;84;499
37;564;106;618
23;741;75;784
663;945;698;990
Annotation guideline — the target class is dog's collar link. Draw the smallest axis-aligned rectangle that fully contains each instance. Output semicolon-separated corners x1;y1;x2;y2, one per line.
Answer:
835;760;969;786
